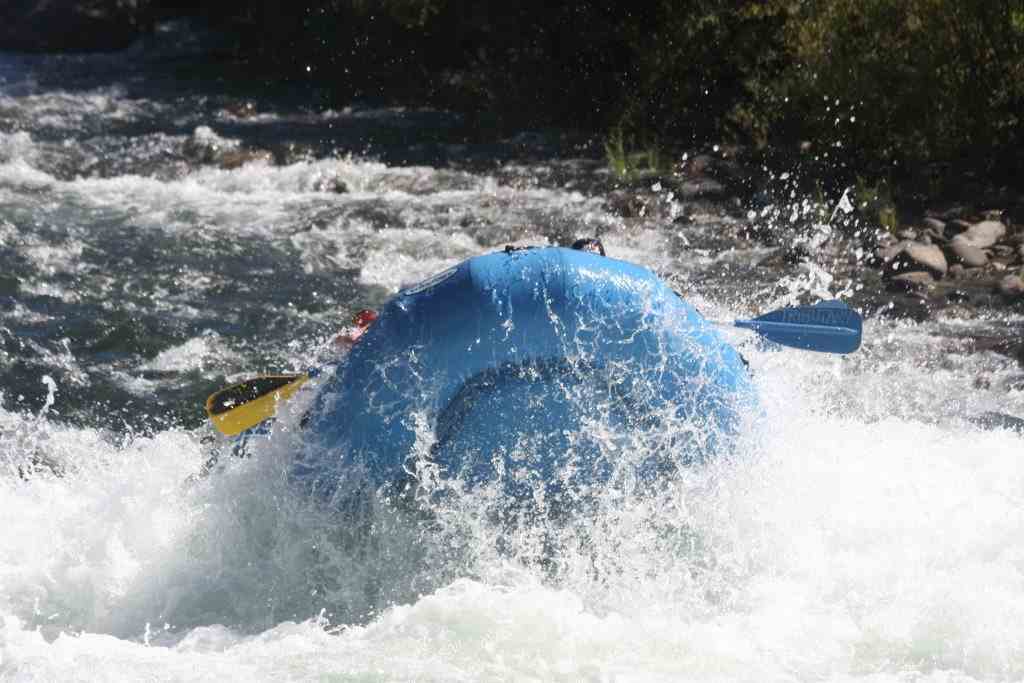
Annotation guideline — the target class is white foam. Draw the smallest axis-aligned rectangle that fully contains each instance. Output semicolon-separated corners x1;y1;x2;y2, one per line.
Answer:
4;403;1023;683
0;131;40;165
356;228;485;293
0;86;160;132
140;332;235;375
0;155;57;189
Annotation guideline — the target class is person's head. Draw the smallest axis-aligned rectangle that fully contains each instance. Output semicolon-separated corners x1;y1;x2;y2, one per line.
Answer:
571;237;606;256
353;309;378;328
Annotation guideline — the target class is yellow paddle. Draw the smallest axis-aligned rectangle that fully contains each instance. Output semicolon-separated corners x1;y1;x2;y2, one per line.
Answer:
205;373;310;436
205;309;380;436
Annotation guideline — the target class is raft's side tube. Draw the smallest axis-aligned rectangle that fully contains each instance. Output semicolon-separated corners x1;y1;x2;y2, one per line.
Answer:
294;247;754;500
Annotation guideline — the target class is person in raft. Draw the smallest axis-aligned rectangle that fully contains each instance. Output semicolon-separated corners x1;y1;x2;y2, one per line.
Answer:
333;239;602;349
334;308;378;349
571;237;606;256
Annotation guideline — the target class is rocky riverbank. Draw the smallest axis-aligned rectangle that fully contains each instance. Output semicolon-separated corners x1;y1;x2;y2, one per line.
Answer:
602;150;1024;314
872;212;1024;307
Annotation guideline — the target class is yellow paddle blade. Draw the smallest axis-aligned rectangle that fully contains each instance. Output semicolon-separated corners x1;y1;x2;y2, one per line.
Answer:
205;373;309;436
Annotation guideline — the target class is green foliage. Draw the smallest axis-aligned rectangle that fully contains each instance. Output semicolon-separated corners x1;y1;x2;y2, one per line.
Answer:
774;0;1024;171
614;0;1024;193
853;178;899;232
166;0;1024;197
604;128;669;182
615;1;789;146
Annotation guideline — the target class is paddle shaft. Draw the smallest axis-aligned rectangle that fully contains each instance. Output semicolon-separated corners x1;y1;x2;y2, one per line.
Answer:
206;302;863;435
734;319;859;338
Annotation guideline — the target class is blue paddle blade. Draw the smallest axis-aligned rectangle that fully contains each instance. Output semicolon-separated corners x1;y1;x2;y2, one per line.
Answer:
734;300;863;354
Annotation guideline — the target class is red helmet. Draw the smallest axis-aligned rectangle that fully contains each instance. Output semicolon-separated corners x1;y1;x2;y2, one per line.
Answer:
353;309;378;328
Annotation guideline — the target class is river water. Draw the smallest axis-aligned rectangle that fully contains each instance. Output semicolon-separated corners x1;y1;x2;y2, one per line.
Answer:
2;22;1024;683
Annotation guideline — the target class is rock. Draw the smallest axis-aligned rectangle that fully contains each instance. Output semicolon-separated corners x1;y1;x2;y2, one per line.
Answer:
922;226;946;244
885;243;947;278
970;412;1024;434
682;154;716;176
224;102;259;119
0;0;152;53
960;220;1007;248
184;126;238;164
877;240;912;263
219;149;274;170
997;274;1024;298
948;264;966;279
312;176;349;193
876;231;900;247
677;177;727;199
866;292;932;321
606;191;647;218
949;237;990;267
903;243;947;277
944;288;970;303
182;127;281;173
888;271;935;290
961;336;1024;363
922;217;947;237
947;219;973;236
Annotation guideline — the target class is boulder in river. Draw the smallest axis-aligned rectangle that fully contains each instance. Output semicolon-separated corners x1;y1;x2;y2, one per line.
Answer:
884;243;947;278
970;411;1024;434
949;237;990;267
219;149;275;170
946;218;973;236
997;274;1024;299
903;243;948;277
959;220;1007;249
921;217;947;238
876;239;912;264
888;271;936;291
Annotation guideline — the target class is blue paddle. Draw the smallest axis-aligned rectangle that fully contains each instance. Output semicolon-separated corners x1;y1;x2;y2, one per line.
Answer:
730;300;862;354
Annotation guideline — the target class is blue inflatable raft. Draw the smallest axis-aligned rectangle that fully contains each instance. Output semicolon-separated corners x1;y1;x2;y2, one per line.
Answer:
293;247;756;503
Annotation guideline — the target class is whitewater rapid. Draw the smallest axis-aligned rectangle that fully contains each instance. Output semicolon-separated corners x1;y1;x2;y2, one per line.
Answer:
3;23;1024;682
3;346;1024;681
